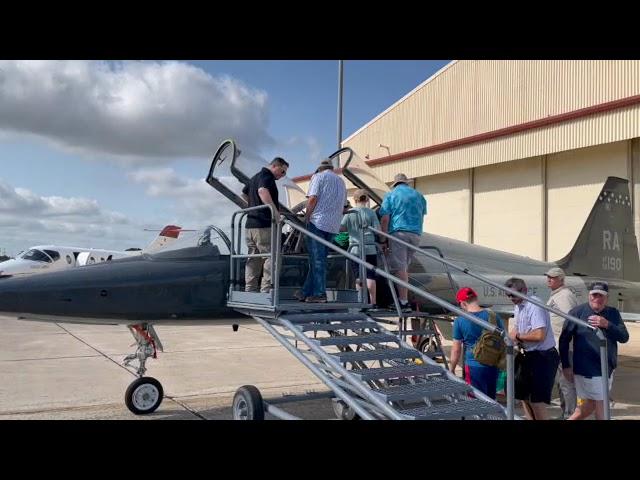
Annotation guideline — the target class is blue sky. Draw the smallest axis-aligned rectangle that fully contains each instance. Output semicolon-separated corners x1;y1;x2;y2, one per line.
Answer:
0;60;449;256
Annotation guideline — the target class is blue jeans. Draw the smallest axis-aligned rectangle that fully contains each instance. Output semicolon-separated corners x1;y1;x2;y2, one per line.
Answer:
302;222;334;298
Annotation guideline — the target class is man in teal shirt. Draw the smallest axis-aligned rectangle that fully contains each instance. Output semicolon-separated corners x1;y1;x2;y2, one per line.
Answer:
379;173;427;311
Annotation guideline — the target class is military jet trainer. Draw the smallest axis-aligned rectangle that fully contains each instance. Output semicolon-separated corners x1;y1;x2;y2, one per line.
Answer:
0;139;638;419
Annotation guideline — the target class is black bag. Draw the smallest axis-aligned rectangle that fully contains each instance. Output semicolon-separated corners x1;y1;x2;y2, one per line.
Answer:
514;350;530;400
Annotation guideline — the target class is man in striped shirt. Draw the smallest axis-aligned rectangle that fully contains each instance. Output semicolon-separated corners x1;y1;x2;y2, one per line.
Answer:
300;159;347;303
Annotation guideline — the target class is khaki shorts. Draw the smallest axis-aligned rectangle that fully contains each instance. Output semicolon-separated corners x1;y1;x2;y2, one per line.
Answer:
575;372;614;401
388;231;421;272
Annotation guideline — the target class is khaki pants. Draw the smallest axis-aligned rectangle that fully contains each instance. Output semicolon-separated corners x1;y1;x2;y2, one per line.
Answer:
245;227;272;293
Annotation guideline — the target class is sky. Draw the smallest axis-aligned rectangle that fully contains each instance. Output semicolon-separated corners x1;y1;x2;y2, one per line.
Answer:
0;60;450;257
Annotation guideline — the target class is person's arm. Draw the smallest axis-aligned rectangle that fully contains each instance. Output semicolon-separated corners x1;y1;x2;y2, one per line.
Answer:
515;328;545;343
601;309;630;343
257;187;278;218
305;196;318;223
559;321;573;369
340;215;349;232
450;319;463;373
380;215;390;234
450;340;463;373
241;184;249;203
520;305;549;343
379;194;391;234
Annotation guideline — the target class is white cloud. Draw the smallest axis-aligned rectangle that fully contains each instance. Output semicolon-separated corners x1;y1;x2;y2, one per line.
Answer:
128;167;240;229
0;178;140;255
0;60;274;162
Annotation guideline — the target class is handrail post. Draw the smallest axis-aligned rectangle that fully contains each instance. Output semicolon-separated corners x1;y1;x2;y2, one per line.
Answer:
596;329;610;420
503;334;515;420
359;222;367;306
230;203;279;304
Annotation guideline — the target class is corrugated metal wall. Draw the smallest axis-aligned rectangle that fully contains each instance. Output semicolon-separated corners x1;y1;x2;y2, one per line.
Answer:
473;156;545;259
342;60;640;183
416;171;470;242
546;141;629;260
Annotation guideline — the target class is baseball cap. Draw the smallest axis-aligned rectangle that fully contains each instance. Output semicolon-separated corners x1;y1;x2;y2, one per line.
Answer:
456;287;478;304
545;267;566;279
589;281;609;296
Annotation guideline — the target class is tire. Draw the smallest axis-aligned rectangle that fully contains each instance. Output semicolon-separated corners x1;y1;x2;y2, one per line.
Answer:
232;385;265;420
331;399;361;421
125;377;164;415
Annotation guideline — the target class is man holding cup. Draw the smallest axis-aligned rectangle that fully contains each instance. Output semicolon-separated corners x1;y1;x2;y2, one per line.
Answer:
559;281;630;420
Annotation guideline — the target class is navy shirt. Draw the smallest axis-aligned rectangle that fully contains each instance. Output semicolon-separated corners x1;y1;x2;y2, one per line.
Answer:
453;309;504;367
243;168;278;229
559;303;629;377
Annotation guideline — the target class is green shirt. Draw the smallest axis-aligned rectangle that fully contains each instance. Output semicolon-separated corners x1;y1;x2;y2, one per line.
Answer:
340;207;381;256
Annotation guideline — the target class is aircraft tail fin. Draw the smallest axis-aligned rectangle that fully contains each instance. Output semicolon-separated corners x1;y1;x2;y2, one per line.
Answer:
143;225;182;253
557;177;640;281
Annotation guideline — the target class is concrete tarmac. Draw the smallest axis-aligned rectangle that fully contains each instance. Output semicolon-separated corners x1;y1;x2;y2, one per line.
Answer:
1;315;639;420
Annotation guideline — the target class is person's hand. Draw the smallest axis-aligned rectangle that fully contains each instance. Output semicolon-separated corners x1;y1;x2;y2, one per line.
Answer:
563;368;574;383
588;315;609;329
508;327;519;342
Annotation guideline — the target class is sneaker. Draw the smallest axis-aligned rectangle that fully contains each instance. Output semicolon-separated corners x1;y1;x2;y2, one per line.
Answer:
400;301;412;313
293;290;306;302
305;296;327;303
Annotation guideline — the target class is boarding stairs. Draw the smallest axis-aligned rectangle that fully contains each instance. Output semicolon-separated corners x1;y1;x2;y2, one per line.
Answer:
226;206;508;420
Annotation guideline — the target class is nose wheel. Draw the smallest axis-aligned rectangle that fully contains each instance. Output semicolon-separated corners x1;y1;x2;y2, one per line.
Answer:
123;324;165;415
232;385;265;420
125;377;164;415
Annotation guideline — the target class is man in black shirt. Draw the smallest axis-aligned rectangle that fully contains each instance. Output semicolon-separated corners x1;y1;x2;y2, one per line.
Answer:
242;157;289;292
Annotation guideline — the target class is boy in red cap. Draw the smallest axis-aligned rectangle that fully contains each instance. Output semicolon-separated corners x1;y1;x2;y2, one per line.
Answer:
450;287;504;399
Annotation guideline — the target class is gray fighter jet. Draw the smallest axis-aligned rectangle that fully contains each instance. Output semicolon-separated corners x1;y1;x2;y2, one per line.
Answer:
1;139;638;414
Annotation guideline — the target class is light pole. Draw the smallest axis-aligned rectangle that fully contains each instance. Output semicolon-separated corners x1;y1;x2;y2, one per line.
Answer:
337;60;344;151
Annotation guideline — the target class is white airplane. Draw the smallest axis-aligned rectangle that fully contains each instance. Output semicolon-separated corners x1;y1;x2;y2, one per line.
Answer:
0;225;182;279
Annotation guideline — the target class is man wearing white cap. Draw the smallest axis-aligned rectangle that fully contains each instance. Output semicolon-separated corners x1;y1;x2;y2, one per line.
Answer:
545;267;578;418
559;281;629;420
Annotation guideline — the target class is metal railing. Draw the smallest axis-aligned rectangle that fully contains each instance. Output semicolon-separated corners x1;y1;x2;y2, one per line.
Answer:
278;218;515;419
369;226;612;420
230;203;281;303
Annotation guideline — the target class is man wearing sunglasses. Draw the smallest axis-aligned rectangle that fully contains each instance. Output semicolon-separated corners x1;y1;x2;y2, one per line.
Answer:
505;277;560;420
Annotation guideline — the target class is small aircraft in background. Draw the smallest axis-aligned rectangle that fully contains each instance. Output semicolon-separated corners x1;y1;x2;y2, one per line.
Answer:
0;225;183;279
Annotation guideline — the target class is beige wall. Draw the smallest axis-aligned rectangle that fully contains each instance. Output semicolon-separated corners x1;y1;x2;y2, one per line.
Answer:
546;141;629;260
473;156;544;259
343;61;640;183
416;170;470;242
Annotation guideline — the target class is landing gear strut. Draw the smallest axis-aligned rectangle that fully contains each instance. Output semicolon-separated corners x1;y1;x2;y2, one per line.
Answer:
123;324;164;415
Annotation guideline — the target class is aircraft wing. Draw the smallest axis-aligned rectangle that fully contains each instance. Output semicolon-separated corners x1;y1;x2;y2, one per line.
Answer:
489;304;640;323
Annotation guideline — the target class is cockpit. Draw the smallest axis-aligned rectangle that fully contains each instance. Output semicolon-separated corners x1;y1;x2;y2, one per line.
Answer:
19;249;60;263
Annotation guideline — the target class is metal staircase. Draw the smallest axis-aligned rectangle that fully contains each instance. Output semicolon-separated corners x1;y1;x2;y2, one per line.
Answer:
227;210;509;420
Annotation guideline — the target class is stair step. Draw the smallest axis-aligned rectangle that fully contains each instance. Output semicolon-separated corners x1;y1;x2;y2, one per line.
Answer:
399;399;506;420
374;378;471;402
283;312;368;324
299;321;379;332
349;364;443;381
314;334;399;347
333;348;420;363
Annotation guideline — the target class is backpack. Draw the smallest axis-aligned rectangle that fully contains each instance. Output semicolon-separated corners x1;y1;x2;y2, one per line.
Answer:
472;310;506;369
